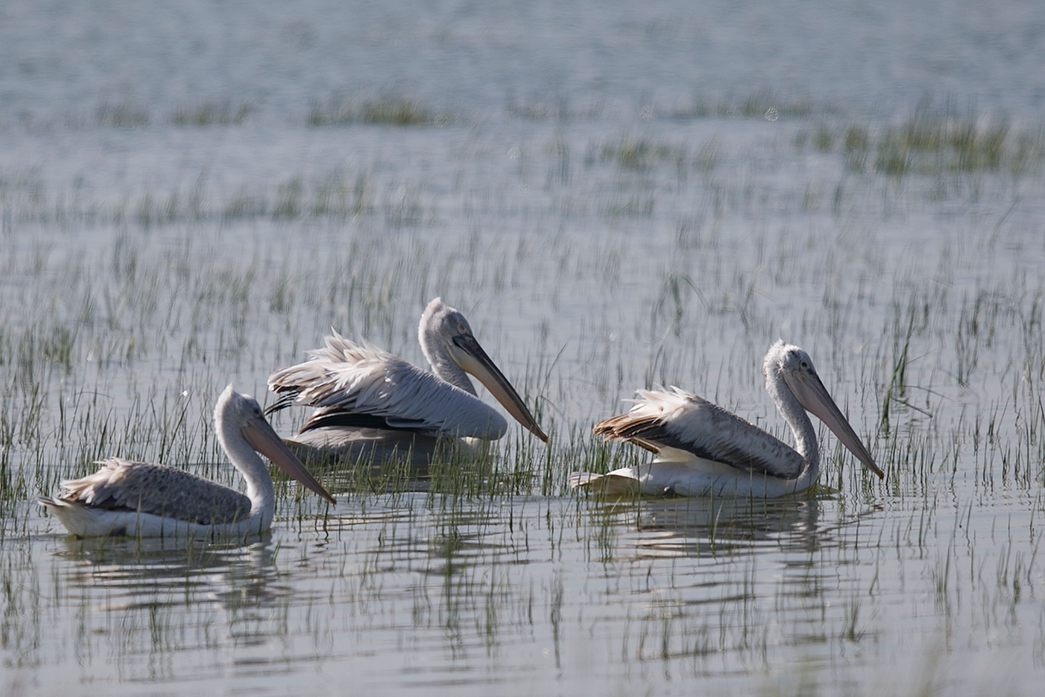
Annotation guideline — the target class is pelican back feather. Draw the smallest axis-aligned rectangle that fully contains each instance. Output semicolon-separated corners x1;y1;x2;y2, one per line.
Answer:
268;331;509;439
57;458;252;525
594;387;805;480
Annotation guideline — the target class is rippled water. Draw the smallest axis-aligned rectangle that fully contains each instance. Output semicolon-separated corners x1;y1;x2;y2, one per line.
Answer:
2;1;1045;695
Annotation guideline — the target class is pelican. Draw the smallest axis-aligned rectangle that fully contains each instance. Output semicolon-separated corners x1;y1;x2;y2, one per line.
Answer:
37;386;336;538
571;341;885;497
266;298;548;465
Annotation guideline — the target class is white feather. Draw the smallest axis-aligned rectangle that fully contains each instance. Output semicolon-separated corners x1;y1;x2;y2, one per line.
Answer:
269;331;509;438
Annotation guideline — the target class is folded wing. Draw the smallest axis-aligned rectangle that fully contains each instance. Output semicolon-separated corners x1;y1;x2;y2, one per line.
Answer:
593;387;805;480
56;458;252;525
268;331;509;439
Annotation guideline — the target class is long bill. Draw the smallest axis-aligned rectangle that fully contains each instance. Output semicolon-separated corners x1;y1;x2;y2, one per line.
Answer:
785;370;886;480
451;334;549;442
242;417;338;503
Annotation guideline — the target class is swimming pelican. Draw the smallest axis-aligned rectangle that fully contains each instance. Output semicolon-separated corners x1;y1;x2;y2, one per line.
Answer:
571;340;885;497
267;298;548;465
37;386;336;538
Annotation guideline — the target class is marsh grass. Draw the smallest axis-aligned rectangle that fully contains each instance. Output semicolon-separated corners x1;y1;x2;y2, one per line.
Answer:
800;109;1044;176
94;101;150;129
594;134;720;179
171;100;252;127
669;89;814;120
600;136;686;171
307;92;452;127
2;91;1045;696
504;91;608;122
1;168;384;228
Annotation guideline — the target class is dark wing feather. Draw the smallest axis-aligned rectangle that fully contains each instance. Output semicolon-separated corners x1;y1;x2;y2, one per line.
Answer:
264;391;299;416
296;408;419;434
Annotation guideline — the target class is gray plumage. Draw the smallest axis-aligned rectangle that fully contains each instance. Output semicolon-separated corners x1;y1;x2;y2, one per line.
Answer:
54;457;252;525
37;386;335;538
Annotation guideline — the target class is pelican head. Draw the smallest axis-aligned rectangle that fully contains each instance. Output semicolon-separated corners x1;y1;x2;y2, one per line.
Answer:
420;299;548;442
765;342;884;480
219;386;338;503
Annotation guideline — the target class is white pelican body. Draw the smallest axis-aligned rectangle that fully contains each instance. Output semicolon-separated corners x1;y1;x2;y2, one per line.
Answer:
268;298;547;465
38;386;336;538
571;341;884;497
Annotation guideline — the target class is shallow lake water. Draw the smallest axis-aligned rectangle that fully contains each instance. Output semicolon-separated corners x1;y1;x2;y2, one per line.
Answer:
2;1;1045;695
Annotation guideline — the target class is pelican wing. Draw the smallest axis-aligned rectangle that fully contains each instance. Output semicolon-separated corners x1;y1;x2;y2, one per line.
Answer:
58;458;252;525
594;388;805;480
268;331;509;439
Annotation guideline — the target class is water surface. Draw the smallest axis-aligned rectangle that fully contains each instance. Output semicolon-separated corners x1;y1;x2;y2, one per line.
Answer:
2;1;1044;695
